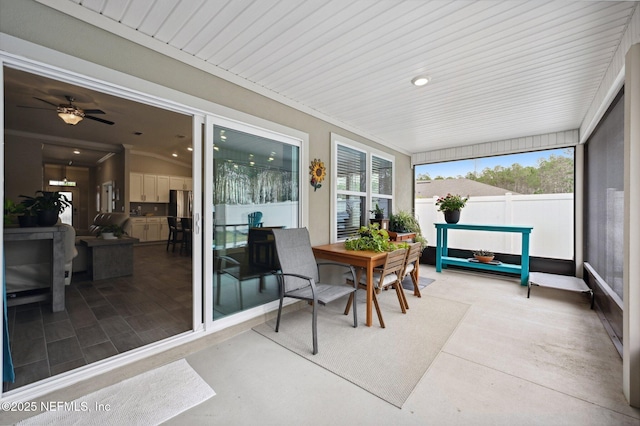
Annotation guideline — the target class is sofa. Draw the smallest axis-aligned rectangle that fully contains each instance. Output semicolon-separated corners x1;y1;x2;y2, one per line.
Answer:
73;212;130;272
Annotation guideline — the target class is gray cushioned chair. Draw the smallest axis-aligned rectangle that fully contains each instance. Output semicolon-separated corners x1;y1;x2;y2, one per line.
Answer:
271;228;358;355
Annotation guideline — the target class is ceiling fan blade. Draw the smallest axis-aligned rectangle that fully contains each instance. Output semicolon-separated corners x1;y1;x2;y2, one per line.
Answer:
83;109;106;115
84;115;115;125
34;97;60;107
17;105;52;110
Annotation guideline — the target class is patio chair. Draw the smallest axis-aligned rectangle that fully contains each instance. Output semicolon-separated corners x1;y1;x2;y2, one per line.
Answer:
271;228;358;355
248;211;263;228
400;243;422;298
343;248;408;328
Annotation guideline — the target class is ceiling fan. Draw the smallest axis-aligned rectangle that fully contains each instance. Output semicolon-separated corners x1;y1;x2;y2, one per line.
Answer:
19;95;115;126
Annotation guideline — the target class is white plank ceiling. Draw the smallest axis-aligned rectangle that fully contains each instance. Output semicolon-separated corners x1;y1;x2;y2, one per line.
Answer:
45;0;639;154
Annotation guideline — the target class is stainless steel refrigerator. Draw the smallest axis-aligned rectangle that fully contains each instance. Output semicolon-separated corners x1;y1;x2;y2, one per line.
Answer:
169;190;193;218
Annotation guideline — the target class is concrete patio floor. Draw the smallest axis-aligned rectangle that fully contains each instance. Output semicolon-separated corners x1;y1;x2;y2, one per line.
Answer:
6;265;640;425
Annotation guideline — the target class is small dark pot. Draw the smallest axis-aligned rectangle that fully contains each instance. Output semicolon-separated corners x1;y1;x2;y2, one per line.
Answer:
444;210;461;224
375;213;384;219
37;210;59;227
18;215;38;228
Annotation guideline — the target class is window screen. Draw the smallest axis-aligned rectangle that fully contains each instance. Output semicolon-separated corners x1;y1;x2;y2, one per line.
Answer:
585;89;624;300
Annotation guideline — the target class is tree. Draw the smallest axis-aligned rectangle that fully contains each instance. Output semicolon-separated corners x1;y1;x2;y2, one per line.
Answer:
467;154;573;194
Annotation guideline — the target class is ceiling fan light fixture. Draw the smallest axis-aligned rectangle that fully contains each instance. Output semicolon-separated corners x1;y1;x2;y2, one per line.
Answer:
57;105;85;125
411;75;430;87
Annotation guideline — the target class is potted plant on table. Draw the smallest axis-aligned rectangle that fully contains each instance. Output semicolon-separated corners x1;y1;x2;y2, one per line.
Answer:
19;191;71;227
435;193;469;224
98;224;127;240
344;223;402;253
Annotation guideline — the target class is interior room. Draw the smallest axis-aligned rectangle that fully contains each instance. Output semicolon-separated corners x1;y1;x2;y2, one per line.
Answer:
3;67;195;389
2;1;640;424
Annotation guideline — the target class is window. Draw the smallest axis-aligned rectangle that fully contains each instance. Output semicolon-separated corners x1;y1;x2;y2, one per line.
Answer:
332;134;394;242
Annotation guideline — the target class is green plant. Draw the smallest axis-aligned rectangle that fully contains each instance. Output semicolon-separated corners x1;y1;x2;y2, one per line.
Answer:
473;249;494;256
98;224;127;238
389;210;427;250
4;198;25;225
435;193;469;212
19;191;71;214
369;203;384;218
344;223;406;252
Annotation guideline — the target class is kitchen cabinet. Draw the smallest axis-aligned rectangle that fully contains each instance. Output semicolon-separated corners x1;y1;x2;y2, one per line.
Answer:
129;217;166;242
132;173;191;201
169;176;192;191
169;176;185;190
157;175;170;202
130;173;172;202
146;217;162;241
143;174;157;201
129;217;147;241
158;219;167;241
130;173;144;202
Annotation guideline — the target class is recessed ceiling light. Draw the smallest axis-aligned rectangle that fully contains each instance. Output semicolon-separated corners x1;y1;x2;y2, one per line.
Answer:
73;149;80;155
172;153;178;157
411;75;430;86
187;147;193;152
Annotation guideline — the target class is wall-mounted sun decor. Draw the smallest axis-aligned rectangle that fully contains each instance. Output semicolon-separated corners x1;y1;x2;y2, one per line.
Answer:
309;158;326;192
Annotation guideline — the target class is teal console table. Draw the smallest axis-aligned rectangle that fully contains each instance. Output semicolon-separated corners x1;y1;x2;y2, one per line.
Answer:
435;223;533;286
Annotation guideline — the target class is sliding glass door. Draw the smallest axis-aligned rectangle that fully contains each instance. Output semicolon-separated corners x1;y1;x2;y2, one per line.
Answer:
207;120;301;320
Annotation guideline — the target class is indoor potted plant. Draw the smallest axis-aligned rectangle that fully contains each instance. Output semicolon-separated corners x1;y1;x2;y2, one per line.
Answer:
16;201;38;227
98;224;127;240
435;193;469;224
473;249;495;263
20;191;71;227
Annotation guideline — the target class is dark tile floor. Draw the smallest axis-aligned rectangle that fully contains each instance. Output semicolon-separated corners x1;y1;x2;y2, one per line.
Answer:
5;244;192;390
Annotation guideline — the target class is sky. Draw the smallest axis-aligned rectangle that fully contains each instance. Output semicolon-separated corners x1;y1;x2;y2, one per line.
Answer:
415;148;572;179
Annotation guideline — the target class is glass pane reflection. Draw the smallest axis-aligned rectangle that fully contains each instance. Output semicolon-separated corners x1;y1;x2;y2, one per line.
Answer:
212;126;299;320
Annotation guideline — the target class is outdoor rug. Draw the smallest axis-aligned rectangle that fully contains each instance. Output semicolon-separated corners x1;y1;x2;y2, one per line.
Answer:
19;359;215;425
402;275;435;292
253;291;469;408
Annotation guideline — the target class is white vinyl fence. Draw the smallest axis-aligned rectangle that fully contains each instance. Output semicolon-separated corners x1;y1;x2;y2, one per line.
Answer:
415;193;574;260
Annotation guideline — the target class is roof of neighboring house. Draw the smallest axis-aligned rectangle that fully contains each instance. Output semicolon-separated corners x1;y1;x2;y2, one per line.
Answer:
416;178;518;198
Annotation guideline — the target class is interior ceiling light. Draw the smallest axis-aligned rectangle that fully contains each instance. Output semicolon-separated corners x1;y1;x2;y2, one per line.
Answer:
187;147;193;152
73;149;80;155
172;153;178;157
411;75;430;87
57;105;85;125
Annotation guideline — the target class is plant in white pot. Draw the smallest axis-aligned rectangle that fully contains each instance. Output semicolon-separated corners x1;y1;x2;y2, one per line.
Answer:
98;224;126;240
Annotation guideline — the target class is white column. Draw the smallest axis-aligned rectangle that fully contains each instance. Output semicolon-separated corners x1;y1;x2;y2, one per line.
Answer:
623;42;640;407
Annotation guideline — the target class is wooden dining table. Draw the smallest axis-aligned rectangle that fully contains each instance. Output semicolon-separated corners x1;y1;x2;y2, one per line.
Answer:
312;242;390;327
